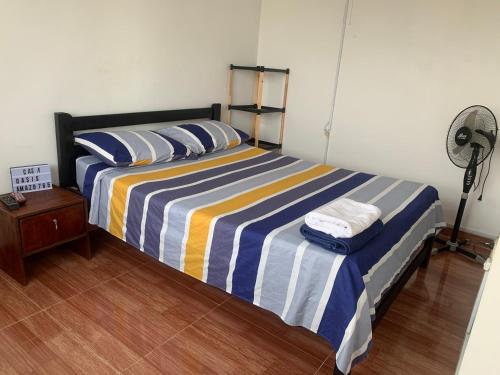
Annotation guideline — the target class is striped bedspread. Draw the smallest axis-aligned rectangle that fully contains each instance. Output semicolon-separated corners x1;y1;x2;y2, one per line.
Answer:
77;145;444;374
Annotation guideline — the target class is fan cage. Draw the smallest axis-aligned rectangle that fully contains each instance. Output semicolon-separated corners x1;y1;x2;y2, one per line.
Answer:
446;105;498;168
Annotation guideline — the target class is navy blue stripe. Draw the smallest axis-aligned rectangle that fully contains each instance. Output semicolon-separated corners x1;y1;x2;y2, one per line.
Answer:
140;156;298;258
348;186;439;275
180;124;215;153
317;186;439;348
76;133;132;166
206;168;354;289
155;134;189;159
124;152;280;247
82;162;109;200
231;173;374;302
141;156;298;259
234;128;250;143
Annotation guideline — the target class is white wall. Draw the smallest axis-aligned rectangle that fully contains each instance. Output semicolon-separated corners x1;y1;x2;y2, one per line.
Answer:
0;0;261;192
458;240;499;375
326;0;500;238
257;0;345;162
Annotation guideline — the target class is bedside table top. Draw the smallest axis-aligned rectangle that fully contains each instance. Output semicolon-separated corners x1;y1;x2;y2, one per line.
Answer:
0;187;85;219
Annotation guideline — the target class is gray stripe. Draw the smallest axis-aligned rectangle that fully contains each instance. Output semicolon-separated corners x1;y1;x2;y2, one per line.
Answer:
257;175;399;322
75;156;101;192
89;145;253;227
336;293;372;374
140;156;296;259
373;180;423;219
161;160;315;269
364;204;441;311
207;169;353;289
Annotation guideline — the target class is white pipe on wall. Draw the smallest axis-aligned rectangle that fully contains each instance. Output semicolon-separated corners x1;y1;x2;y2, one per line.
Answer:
323;0;351;164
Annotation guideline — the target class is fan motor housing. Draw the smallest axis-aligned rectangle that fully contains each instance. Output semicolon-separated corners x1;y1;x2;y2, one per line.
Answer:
455;126;472;146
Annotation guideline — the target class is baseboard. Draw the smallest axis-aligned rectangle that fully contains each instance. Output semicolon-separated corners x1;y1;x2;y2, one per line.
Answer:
440;223;497;241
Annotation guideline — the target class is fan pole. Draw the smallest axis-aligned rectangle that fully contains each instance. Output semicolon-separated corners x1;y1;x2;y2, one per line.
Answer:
438;144;486;263
450;143;480;245
449;197;468;248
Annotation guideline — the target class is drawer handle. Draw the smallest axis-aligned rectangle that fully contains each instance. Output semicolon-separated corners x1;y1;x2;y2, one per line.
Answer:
52;219;58;231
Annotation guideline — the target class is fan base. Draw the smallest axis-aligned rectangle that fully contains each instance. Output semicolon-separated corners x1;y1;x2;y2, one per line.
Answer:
432;239;487;264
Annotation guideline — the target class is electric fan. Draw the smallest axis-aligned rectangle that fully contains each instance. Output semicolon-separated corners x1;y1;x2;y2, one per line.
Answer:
437;105;497;263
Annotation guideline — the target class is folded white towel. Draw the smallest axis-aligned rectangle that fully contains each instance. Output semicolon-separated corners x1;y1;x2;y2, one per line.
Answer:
304;198;382;238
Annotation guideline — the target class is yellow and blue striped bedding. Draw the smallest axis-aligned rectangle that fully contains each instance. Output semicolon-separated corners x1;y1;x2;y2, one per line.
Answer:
155;120;249;155
75;130;190;167
77;145;444;374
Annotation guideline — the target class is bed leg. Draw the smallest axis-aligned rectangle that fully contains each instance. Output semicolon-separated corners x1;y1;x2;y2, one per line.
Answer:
419;236;435;269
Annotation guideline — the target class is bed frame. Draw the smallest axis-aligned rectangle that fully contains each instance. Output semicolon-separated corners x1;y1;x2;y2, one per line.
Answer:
54;102;434;374
55;103;221;188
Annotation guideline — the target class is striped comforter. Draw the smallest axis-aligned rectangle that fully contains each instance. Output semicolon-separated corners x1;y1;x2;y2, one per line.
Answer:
77;145;444;374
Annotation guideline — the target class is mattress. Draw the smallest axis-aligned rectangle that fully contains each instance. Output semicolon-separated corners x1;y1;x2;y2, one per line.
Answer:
76;145;444;374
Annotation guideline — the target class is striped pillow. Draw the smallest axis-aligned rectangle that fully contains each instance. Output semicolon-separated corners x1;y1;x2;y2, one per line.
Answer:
74;130;190;167
155;120;249;155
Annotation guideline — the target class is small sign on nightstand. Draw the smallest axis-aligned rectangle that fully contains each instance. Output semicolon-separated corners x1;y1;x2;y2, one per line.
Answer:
10;164;52;193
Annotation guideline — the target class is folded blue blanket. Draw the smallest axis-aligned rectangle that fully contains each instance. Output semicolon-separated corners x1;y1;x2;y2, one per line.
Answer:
300;219;384;255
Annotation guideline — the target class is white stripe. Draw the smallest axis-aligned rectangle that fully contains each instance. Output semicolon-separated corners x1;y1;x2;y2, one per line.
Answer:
131;131;157;162
336;290;369;362
107;147;256;235
226;172;372;294
137;155;288;252
366;179;403;204
335;290;373;374
74;138;116;166
201;166;334;282
158;159;303;266
345;331;372;374
104;131;137;163
177;126;206;153
88;166;115;224
365;202;442;314
310;255;346;332
76;156;100;190
153;132;176;161
179;162;316;273
205;120;230;146
251;175;380;303
363;201;441;286
280;240;309;320
76;155;100;163
381;184;427;224
207;120;242;145
192;122;219;150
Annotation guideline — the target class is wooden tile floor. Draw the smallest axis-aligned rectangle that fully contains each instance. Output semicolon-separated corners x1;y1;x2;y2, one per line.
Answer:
0;229;486;374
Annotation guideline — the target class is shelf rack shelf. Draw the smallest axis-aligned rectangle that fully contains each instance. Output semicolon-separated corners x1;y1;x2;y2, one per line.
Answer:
228;104;285;115
227;64;289;149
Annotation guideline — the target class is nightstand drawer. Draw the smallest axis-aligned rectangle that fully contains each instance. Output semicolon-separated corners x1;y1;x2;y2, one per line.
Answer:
20;203;86;254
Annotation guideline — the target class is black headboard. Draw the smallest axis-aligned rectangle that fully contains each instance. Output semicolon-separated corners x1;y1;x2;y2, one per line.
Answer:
55;103;221;188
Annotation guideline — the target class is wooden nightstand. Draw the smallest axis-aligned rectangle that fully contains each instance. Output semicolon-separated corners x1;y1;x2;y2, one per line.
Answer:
0;187;91;285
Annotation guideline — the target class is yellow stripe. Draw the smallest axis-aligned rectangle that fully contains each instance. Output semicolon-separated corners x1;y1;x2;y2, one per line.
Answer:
183;164;333;279
132;159;152;166
108;147;266;238
227;139;240;149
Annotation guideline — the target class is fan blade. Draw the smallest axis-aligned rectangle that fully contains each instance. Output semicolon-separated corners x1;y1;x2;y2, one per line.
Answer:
464;110;478;128
452;145;463;155
475;129;496;149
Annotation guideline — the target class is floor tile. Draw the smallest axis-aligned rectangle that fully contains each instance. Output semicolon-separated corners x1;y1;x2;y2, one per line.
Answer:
47;300;140;371
141;260;231;304
0;228;485;375
219;296;332;361
0;311;116;374
142;305;323;375
0;274;40;330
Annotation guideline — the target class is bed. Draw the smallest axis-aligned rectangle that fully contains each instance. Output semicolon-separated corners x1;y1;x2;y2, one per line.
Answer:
55;103;444;374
